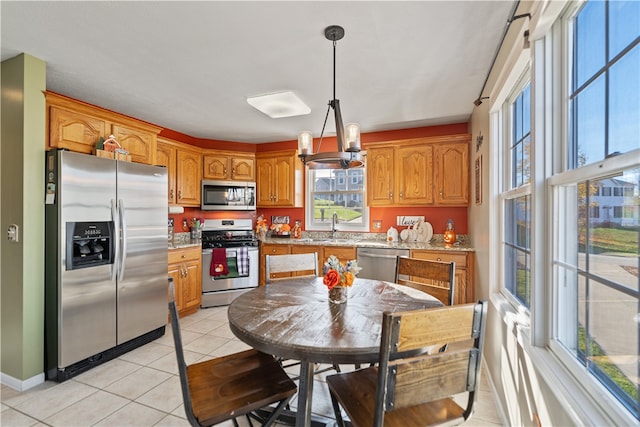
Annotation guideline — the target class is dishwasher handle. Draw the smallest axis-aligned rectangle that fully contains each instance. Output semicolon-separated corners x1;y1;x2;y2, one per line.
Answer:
357;251;400;260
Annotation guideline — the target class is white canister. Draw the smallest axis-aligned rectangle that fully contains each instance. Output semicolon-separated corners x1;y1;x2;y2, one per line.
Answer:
386;226;398;242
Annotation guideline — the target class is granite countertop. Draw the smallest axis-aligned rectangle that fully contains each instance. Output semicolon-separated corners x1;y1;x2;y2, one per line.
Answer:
260;232;474;252
169;232;201;250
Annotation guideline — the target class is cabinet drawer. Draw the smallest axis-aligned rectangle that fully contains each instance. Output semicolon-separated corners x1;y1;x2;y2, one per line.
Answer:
262;244;290;256
169;247;201;264
323;246;357;263
410;250;468;268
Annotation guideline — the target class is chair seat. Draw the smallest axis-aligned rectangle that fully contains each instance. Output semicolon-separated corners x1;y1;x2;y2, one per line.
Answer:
327;367;466;427
188;349;297;426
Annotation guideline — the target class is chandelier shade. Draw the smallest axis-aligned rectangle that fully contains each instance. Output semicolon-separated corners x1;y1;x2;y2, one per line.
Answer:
298;25;362;169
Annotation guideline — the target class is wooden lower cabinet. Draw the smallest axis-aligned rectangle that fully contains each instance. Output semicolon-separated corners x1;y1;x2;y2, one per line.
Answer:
169;247;202;317
322;246;357;264
409;250;474;304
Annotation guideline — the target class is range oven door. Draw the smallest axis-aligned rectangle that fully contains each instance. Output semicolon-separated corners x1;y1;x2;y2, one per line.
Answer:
201;246;259;307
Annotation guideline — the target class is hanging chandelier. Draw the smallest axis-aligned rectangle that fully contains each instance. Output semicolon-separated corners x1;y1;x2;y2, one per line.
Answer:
298;25;363;169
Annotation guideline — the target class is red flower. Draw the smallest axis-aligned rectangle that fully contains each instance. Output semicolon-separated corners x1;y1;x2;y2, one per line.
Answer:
323;269;341;290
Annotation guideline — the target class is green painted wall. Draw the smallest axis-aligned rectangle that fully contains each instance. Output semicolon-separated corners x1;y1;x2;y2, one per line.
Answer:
1;53;46;382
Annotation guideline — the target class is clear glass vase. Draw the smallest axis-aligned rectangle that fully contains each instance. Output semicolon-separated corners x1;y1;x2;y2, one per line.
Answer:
329;286;348;304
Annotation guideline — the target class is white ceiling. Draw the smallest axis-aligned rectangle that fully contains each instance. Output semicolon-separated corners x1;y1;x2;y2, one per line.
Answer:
1;1;516;144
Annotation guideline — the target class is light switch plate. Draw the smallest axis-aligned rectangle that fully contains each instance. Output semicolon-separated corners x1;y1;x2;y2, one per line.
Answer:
396;216;424;226
7;224;19;242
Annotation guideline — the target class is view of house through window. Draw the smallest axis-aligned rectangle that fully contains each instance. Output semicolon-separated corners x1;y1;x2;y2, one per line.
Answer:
551;0;639;418
306;167;368;231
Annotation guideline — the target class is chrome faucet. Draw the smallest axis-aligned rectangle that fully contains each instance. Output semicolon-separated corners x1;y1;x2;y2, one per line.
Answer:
332;212;339;238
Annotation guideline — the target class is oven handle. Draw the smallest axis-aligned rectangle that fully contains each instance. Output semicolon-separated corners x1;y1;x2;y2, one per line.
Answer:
202;247;258;257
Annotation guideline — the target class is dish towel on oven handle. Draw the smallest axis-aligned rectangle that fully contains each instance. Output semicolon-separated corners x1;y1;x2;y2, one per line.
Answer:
210;248;229;277
237;247;249;276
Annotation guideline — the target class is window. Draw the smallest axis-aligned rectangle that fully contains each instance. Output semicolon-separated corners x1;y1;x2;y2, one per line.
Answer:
500;78;532;308
550;0;639;418
305;166;368;231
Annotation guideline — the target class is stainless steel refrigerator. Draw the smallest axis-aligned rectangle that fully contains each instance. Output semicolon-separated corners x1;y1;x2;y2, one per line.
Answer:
45;150;168;381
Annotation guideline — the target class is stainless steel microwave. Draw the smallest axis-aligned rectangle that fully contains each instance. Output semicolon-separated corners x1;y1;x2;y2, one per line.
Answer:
201;180;256;211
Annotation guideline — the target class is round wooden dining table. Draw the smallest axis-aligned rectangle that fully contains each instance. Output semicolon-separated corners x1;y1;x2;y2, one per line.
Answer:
227;277;443;427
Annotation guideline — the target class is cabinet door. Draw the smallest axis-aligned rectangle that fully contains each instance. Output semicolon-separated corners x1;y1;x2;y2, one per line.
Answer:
397;145;433;205
273;155;295;206
49;106;106;154
168;264;184;314
367;147;395;206
176;150;202;206
256;158;275;206
231;157;255;181
434;141;469;205
182;259;202;313
111;124;156;164
203;154;229;180
156;141;177;203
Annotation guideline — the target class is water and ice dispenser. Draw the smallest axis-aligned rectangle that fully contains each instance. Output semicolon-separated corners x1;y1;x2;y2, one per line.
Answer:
65;221;114;270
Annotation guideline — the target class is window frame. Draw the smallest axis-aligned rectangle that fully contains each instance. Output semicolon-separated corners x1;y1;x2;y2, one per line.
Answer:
304;160;369;232
546;0;640;421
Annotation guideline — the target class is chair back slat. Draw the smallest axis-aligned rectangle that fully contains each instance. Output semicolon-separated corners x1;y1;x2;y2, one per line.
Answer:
386;349;475;410
266;252;318;283
395;257;455;306
394;304;477;352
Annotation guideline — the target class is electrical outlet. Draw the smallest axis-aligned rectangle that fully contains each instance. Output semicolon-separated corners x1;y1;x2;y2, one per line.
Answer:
7;224;19;242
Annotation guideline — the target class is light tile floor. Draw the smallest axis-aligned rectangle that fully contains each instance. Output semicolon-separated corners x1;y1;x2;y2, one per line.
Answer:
1;306;503;426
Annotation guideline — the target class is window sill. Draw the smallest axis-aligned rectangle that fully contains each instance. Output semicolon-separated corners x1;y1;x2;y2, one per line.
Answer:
489;293;636;426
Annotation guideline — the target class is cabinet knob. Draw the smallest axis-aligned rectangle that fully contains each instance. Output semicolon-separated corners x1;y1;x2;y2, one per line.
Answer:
224;167;227;174
231;168;235;177
170;189;174;199
439;191;443;196
178;190;183;200
389;192;393;199
181;255;186;258
437;257;442;261
399;192;403;198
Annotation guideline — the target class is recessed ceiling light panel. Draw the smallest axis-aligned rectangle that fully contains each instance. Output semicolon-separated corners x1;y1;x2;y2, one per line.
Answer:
246;91;310;118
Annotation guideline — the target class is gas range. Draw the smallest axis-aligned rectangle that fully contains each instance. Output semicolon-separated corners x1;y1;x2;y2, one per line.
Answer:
201;219;258;249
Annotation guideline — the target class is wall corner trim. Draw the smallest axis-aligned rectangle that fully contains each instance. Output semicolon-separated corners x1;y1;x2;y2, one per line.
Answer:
0;371;45;392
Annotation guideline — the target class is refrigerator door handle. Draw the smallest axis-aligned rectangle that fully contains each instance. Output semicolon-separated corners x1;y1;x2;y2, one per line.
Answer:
111;199;119;282
117;199;127;280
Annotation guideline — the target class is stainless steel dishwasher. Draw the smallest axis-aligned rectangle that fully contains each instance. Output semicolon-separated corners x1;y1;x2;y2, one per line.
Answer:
356;247;410;283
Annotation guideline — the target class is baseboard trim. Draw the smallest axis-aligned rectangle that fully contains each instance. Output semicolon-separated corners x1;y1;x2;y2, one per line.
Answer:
0;371;45;391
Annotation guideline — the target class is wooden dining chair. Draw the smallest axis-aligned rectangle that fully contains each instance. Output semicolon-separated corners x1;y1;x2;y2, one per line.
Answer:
395;256;456;306
168;280;297;427
327;301;487;427
265;252;318;283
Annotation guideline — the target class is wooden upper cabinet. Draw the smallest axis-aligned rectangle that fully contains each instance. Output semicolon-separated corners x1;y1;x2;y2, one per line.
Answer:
366;134;470;207
367;147;395;206
256;150;303;207
45;91;160;165
433;140;469;205
156;137;202;207
397;145;433;205
176;149;202;206
49;106;106;154
203;151;255;181
111;124;156;165
156;140;178;203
